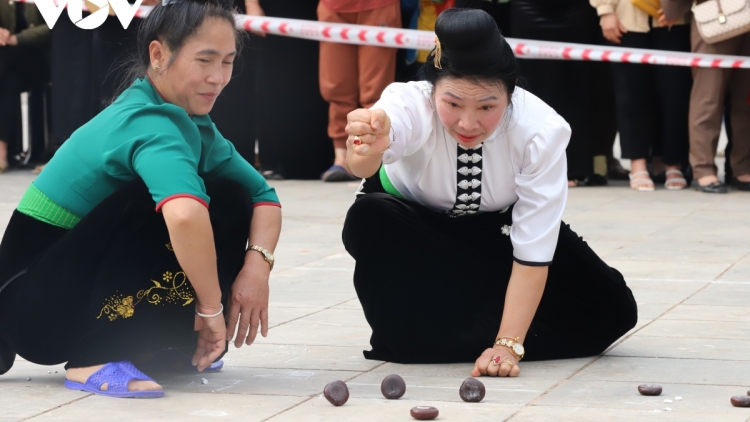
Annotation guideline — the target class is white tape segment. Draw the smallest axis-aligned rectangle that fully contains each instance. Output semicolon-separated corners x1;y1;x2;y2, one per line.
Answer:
16;0;750;69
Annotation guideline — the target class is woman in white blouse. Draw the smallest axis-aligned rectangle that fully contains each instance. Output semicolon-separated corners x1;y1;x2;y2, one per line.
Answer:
342;8;637;377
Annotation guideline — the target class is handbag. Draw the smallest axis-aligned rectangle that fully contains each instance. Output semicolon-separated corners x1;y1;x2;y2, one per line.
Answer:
694;0;750;44
631;0;663;19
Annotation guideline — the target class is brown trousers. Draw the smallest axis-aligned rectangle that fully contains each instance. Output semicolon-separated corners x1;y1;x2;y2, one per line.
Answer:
689;20;750;179
317;2;401;149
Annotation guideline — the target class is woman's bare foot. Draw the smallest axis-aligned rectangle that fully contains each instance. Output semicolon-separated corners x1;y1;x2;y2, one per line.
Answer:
66;365;162;392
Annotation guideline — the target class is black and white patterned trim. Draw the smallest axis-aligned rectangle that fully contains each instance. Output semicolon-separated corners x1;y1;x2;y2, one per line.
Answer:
448;143;483;218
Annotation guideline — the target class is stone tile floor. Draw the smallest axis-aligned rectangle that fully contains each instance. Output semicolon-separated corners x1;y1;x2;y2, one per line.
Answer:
1;169;749;421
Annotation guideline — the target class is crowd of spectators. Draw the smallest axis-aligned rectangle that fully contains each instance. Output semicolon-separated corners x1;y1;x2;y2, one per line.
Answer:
0;0;748;193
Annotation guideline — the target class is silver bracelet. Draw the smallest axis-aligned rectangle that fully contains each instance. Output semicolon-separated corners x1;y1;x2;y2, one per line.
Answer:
195;303;224;318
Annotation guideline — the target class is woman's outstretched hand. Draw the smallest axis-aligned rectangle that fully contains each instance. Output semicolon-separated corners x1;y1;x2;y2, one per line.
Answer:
471;347;521;377
192;306;227;372
346;108;392;156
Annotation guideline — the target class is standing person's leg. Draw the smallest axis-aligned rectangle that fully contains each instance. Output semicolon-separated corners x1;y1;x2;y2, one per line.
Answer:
50;18;97;150
689;20;738;191
510;2;598;185
357;2;400;110
652;25;692;189
727;32;750;189
318;2;360;181
0;49;19;172
610;32;658;191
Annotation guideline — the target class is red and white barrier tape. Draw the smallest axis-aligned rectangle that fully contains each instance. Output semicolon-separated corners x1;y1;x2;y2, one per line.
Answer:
16;0;750;69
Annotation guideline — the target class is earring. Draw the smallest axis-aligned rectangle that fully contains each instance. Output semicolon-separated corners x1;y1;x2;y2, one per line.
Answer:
153;64;162;72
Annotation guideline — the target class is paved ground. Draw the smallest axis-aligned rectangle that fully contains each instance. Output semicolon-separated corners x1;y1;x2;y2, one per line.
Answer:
1;169;749;421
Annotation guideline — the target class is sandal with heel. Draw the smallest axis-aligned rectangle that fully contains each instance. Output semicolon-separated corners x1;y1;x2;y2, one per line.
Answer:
629;171;655;192
665;169;687;190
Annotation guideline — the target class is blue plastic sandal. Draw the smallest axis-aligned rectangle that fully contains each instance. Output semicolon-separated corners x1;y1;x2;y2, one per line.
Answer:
64;361;164;398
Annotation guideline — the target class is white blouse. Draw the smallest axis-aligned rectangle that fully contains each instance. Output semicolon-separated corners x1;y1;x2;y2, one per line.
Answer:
371;81;571;265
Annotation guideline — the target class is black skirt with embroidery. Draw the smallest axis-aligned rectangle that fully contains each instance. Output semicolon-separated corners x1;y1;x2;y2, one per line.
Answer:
0;180;250;369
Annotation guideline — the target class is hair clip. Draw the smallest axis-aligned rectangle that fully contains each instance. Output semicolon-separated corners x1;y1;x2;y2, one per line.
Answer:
162;0;186;6
431;36;443;69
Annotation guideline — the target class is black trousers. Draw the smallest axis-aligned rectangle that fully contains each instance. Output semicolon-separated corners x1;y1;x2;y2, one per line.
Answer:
610;26;692;165
342;192;637;364
0;180;250;368
50;16;137;148
0;45;50;143
510;0;617;180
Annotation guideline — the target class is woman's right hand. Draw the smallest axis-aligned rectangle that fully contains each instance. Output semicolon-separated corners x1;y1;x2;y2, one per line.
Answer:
600;14;627;44
192;303;227;372
346;108;392;157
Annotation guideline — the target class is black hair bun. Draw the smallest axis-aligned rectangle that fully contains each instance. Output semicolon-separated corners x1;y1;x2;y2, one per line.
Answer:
434;8;507;73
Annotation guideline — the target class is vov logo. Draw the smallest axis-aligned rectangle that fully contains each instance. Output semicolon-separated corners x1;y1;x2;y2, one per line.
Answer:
35;0;145;30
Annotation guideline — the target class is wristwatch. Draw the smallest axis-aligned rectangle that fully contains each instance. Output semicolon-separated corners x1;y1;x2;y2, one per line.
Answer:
494;337;525;360
249;245;275;270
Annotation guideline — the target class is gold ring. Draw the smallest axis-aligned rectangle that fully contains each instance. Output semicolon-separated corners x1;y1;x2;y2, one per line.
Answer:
353;136;362;146
505;360;514;368
491;356;502;366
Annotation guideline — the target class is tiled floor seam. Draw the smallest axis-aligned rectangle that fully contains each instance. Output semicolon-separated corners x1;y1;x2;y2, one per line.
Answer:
266;297;357;331
259;361;389;421
596;199;715;260
502;280;715;421
714;249;750;281
604;354;750;362
18;394;92;421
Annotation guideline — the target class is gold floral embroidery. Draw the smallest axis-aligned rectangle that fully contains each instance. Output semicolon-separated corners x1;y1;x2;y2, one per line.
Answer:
97;271;195;321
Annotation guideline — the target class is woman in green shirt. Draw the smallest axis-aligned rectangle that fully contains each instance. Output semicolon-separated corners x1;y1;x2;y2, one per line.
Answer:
0;0;281;398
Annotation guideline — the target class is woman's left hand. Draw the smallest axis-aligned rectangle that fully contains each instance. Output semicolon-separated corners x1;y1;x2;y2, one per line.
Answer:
471;347;521;377
225;256;270;348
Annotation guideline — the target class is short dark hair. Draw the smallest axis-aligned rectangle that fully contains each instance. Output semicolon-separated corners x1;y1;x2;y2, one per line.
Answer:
112;0;244;102
421;8;519;99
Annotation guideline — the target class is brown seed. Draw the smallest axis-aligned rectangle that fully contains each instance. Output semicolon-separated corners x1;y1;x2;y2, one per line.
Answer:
323;380;349;406
731;396;750;407
381;374;406;399
410;406;439;420
459;377;486;402
638;384;662;396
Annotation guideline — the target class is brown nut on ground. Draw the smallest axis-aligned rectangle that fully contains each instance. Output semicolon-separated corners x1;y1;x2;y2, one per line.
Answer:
381;374;406;399
638;384;662;396
459;377;486;402
731;396;750;407
323;380;349;406
410;406;439;420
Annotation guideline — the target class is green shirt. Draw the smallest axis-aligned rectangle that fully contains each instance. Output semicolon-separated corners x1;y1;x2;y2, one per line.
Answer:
20;77;279;228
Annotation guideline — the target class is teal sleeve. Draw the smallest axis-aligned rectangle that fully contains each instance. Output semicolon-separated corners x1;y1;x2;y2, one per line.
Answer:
130;133;210;210
201;125;280;206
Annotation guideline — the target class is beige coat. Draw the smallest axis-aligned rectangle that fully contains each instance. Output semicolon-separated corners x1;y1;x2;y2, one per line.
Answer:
589;0;687;33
